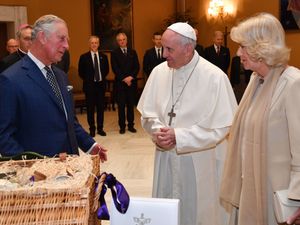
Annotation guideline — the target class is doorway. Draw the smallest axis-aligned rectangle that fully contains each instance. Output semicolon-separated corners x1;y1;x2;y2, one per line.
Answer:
0;5;27;59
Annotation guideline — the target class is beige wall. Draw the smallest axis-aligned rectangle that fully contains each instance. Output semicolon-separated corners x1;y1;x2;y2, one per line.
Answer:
188;0;300;68
1;0;300;89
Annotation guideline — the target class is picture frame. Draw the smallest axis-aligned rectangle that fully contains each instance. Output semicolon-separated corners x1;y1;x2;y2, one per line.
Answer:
280;0;300;30
90;0;133;51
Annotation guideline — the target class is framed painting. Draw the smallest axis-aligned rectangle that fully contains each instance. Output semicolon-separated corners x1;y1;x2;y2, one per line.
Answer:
280;0;300;30
91;0;133;51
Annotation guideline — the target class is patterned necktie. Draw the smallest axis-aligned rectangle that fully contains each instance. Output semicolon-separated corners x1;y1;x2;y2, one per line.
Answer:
45;66;77;154
44;66;64;109
94;53;101;82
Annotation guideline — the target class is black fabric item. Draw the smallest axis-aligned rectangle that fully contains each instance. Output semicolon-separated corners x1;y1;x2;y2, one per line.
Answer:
94;53;101;81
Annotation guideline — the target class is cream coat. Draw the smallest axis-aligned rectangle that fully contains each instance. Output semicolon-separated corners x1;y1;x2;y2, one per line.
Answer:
227;66;300;225
268;66;300;200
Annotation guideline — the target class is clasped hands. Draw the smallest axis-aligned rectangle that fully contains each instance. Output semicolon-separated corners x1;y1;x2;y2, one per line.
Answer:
122;76;133;86
90;144;108;163
152;127;176;151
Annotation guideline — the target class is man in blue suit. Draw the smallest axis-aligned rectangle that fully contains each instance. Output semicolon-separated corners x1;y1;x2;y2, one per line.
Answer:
0;15;107;161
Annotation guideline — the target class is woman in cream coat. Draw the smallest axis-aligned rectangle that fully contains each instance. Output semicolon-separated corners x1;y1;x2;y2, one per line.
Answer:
220;13;300;225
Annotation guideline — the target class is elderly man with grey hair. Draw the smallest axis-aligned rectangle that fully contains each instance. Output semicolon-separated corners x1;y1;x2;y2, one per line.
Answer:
0;15;107;162
6;38;19;54
137;22;237;225
0;24;33;73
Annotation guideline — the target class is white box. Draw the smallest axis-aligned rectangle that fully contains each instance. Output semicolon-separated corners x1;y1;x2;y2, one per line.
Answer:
110;197;180;225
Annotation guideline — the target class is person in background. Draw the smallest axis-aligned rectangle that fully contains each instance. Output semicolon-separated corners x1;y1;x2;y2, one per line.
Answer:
230;55;253;103
6;38;19;55
137;22;237;225
194;28;205;57
55;49;70;74
111;32;140;134
143;31;165;80
204;30;230;74
78;35;109;137
0;14;107;162
0;24;33;73
220;12;300;225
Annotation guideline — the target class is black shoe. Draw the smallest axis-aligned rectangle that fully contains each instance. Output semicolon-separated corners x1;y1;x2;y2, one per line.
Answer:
119;129;125;134
90;130;95;137
97;130;107;136
128;127;137;133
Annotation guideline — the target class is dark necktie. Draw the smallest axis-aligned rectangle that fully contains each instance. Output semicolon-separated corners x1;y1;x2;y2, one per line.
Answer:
45;66;64;110
157;49;161;59
94;53;101;82
123;48;127;55
217;46;220;55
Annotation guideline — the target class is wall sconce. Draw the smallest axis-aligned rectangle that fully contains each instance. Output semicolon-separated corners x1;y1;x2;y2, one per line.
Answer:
207;0;233;47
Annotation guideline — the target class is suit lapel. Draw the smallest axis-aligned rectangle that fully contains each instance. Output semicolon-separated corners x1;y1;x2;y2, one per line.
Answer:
270;77;287;108
22;56;66;114
52;66;72;113
88;53;95;74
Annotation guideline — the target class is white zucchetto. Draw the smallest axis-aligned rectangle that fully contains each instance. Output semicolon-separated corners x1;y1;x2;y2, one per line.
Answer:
167;22;197;41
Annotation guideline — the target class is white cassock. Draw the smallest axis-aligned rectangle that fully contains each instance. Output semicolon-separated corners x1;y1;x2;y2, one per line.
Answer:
137;51;237;225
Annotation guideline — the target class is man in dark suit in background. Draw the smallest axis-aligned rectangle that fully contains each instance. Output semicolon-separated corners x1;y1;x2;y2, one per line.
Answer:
194;28;205;57
111;32;140;134
204;30;230;74
5;38;19;55
230;55;252;103
78;35;109;137
0;15;107;162
55;49;70;74
0;24;33;73
143;32;165;80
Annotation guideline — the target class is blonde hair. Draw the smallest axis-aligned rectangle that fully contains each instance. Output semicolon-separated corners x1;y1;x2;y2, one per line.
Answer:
230;12;290;67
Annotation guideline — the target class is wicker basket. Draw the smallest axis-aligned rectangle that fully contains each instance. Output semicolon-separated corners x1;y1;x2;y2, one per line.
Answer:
0;155;101;225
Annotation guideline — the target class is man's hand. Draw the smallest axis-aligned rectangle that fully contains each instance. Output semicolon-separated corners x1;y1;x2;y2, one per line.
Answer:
122;76;133;86
287;208;300;224
152;127;176;150
90;144;108;163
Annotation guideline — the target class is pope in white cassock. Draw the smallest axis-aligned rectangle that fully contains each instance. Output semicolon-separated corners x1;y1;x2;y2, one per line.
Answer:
137;22;237;225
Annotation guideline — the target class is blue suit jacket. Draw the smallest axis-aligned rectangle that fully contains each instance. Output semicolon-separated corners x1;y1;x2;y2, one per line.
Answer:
0;55;95;157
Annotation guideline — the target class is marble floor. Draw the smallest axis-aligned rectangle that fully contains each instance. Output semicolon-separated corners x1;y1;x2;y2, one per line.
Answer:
76;108;155;224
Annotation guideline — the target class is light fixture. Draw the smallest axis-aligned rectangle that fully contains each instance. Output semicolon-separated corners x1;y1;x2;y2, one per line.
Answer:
207;0;233;47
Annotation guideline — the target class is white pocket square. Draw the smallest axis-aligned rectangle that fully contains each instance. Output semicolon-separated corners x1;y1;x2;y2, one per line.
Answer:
67;85;73;92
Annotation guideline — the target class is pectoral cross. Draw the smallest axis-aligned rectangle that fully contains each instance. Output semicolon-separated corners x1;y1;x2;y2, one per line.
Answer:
168;107;176;126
